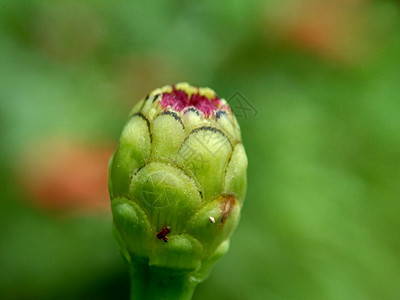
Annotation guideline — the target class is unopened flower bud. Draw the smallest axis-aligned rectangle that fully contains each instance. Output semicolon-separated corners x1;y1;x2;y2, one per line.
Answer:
109;83;247;299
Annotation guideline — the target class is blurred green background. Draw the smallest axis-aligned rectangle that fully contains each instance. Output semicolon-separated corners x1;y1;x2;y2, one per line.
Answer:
1;0;400;299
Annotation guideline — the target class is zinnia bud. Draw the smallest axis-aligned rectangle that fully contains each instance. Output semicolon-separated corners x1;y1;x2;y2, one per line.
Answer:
109;83;247;299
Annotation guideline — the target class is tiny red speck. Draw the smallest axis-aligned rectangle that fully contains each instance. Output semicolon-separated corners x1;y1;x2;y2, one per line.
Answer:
156;226;171;242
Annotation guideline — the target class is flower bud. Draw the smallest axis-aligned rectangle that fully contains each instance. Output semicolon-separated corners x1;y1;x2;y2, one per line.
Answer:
109;83;247;295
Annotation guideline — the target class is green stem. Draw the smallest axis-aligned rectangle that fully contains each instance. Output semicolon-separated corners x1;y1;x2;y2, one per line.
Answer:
129;262;198;300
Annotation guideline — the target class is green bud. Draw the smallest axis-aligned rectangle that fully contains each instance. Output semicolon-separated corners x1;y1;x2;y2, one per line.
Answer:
109;83;247;299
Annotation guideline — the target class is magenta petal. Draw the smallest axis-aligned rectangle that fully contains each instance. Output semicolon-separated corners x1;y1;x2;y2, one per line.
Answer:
160;87;224;117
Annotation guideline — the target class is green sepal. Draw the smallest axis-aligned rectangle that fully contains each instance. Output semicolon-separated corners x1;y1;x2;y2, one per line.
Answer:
224;143;248;203
177;127;232;201
152;112;186;158
129;161;203;231
186;195;241;256
110;115;151;196
149;234;203;271
111;197;152;259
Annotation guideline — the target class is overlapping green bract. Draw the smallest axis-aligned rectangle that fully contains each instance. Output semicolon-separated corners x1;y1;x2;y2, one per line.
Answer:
109;83;247;283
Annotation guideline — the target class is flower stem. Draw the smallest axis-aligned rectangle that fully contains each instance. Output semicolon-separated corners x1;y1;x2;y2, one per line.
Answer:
129;262;198;300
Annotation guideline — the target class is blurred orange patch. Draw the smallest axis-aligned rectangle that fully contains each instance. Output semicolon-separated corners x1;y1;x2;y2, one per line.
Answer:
18;138;115;214
262;0;374;63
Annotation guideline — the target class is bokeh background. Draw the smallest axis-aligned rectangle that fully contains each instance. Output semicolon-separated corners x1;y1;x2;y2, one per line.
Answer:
1;0;400;299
